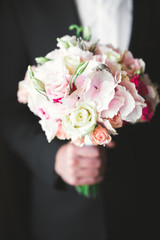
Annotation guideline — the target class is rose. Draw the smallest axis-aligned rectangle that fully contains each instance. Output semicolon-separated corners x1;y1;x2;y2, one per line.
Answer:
130;74;148;96
62;101;97;138
90;125;111;145
143;74;160;112
140;101;153;122
97;44;122;63
122;50;145;77
45;75;69;103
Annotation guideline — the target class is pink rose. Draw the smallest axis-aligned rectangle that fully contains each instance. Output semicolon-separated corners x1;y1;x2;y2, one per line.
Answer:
45;75;69;103
90;125;111;145
130;74;148;96
143;74;160;112
122;51;144;77
140;101;153;122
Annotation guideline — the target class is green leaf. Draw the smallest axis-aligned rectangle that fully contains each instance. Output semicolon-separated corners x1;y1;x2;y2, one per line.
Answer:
69;24;83;37
69;24;91;41
69;61;89;93
76;61;89;75
28;65;34;79
35;57;51;64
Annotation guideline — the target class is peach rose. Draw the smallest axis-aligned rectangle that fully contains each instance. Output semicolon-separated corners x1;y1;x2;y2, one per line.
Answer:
90;125;111;145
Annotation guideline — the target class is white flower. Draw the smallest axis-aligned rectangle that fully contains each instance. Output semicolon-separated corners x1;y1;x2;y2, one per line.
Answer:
39;118;58;142
57;35;77;49
64;55;81;74
62;101;97;138
98;44;122;62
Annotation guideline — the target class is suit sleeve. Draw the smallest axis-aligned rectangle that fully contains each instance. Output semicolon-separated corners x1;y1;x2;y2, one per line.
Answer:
0;1;66;187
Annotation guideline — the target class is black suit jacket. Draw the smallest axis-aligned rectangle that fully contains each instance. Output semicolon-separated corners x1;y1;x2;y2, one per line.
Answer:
0;1;160;240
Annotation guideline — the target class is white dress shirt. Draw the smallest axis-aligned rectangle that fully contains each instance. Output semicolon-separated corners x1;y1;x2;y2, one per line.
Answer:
75;0;133;51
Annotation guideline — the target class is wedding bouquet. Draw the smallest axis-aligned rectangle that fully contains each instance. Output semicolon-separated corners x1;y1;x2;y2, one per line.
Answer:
17;25;159;197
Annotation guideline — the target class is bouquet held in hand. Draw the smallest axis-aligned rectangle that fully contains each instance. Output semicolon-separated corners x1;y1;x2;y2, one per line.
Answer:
17;25;159;197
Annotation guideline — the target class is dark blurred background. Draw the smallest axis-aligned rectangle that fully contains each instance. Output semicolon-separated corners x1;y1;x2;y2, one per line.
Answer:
0;1;160;240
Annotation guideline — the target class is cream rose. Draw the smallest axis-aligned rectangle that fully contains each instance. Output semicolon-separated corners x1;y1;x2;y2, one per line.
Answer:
62;101;97;138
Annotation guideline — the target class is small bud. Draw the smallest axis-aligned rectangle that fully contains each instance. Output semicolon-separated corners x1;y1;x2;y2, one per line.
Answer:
136;69;141;75
96;64;111;73
32;78;45;92
28;65;34;79
82;26;91;41
28;66;45;92
89;40;99;53
77;37;86;51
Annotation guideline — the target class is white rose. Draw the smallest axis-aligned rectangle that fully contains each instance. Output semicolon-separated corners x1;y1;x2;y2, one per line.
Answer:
62;102;97;138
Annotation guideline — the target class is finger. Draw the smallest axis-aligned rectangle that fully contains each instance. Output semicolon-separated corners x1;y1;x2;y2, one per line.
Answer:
76;157;101;169
77;165;106;178
77;168;100;178
75;176;104;186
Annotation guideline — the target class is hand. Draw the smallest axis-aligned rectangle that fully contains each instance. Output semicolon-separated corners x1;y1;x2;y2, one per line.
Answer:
55;142;107;186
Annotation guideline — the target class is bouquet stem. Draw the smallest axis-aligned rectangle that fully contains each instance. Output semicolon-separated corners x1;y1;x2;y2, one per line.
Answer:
76;184;99;198
75;135;99;198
